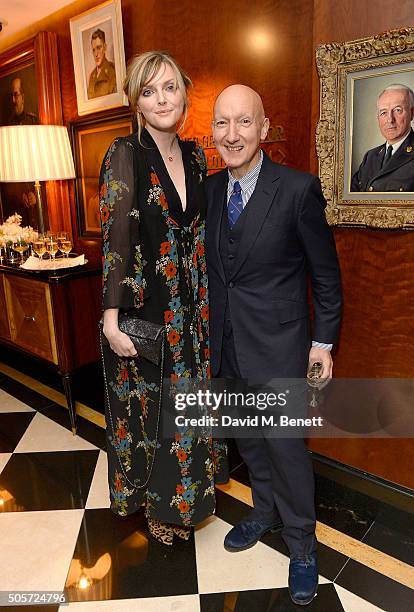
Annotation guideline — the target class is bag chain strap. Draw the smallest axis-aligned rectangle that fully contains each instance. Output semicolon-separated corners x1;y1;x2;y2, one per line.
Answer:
99;329;165;490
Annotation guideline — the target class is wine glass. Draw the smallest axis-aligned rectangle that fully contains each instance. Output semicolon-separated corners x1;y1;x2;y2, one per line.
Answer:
57;231;72;258
33;235;47;259
45;233;59;265
13;236;29;264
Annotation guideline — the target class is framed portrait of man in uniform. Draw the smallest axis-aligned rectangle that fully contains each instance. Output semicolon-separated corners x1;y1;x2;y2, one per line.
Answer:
0;64;40;225
70;0;128;116
0;33;63;229
317;27;414;230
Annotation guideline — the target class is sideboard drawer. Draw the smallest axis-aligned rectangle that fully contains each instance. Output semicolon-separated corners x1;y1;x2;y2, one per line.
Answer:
4;275;58;364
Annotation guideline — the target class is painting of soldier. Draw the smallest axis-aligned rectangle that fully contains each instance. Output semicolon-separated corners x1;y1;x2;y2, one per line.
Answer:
70;0;127;115
0;64;38;127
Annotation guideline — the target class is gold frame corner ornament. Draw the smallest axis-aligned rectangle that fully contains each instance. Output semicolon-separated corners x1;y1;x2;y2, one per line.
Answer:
316;27;414;230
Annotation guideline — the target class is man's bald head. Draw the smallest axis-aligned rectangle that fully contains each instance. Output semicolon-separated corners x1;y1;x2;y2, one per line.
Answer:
214;84;265;119
212;84;269;179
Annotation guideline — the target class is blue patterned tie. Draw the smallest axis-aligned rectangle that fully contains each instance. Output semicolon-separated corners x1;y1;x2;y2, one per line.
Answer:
228;181;243;229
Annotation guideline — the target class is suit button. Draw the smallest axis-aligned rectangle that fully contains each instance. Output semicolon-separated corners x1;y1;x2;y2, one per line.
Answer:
228;254;235;260
368;186;374;192
228;281;234;288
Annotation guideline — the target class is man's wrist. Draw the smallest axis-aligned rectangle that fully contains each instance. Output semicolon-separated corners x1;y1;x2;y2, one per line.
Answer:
311;341;332;351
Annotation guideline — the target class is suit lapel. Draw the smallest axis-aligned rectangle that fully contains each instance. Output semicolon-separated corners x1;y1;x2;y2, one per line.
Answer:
374;145;386;175
230;156;280;280
208;170;227;284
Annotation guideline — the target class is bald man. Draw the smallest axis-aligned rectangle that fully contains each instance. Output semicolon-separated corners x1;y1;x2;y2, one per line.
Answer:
205;85;342;605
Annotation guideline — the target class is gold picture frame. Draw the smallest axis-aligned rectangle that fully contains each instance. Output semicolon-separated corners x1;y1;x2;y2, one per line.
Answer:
316;27;414;229
70;108;134;237
70;0;128;116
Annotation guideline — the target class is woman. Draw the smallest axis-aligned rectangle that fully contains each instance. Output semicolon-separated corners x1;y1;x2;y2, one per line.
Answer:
99;51;228;545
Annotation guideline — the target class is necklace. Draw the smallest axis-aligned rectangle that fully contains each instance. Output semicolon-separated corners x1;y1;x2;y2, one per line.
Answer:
167;139;177;162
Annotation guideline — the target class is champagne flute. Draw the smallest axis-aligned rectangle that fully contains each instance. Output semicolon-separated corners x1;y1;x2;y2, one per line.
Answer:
45;233;59;265
13;237;29;264
33;235;47;259
57;231;72;258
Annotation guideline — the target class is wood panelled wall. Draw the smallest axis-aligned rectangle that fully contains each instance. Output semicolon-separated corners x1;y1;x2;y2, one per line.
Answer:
1;0;413;487
307;0;414;489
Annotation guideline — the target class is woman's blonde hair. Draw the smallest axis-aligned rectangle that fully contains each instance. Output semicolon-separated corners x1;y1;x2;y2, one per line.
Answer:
123;51;192;139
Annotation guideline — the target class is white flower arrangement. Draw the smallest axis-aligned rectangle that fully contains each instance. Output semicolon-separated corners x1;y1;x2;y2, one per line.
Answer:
0;213;38;245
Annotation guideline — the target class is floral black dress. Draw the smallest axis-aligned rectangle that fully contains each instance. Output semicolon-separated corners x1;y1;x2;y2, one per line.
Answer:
99;128;228;526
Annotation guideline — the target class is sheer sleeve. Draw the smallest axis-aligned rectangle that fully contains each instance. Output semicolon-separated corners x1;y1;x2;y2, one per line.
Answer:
99;137;145;311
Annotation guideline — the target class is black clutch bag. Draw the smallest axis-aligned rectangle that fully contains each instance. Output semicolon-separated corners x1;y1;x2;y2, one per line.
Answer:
100;314;164;365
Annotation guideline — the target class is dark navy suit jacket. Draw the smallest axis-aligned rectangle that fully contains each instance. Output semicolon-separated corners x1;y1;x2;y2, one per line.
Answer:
205;153;343;380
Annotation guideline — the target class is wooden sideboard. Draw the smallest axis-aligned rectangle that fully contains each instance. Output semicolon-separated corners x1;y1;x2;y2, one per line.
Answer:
0;263;102;433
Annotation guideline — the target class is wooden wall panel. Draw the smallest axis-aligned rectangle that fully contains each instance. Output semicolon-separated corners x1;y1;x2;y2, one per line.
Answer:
308;0;414;488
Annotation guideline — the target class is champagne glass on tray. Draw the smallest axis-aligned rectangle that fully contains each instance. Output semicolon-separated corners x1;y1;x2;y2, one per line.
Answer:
13;237;29;264
57;231;72;258
33;235;46;260
45;233;59;265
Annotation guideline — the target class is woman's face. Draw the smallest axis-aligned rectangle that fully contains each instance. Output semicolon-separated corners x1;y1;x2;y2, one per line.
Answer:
137;63;185;133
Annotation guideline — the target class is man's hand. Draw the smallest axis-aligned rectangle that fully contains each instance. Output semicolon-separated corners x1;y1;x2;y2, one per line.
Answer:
308;347;332;389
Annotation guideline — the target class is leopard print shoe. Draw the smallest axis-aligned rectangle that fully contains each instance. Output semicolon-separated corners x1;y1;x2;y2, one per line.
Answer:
172;525;191;541
147;517;174;546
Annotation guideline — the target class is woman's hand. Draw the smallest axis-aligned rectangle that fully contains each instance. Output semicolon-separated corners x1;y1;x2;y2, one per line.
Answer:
103;308;137;357
104;327;137;357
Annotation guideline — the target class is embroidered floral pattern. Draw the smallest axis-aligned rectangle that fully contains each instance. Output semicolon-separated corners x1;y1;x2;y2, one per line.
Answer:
169;428;202;524
110;417;133;471
100;135;228;524
100;141;129;291
191;145;207;183
110;470;135;516
100;140;147;308
109;359;130;402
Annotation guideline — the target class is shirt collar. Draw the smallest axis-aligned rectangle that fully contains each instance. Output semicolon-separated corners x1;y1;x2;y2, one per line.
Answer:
386;130;411;153
227;149;263;190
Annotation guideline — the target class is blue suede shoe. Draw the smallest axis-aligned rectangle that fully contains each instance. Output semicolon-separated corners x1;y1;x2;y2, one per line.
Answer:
288;552;318;605
224;517;283;552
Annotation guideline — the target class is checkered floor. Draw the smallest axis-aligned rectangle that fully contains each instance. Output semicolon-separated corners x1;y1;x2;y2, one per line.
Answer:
0;378;413;611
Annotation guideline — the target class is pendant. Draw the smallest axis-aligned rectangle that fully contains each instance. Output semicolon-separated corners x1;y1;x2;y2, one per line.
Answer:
168;155;173;162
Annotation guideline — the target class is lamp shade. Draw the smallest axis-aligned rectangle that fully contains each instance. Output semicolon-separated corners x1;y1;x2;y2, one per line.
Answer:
0;125;75;182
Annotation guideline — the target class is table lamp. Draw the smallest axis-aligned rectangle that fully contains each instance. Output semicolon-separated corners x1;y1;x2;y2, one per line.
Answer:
0;125;75;233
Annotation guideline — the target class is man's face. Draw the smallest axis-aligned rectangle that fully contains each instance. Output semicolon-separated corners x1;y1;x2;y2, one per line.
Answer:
377;89;414;144
11;79;24;115
91;36;106;68
212;86;269;178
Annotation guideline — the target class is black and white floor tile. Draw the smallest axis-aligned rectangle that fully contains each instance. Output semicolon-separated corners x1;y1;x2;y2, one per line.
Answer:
0;376;413;611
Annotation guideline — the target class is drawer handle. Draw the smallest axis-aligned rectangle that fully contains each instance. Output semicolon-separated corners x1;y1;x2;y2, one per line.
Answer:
24;315;36;322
